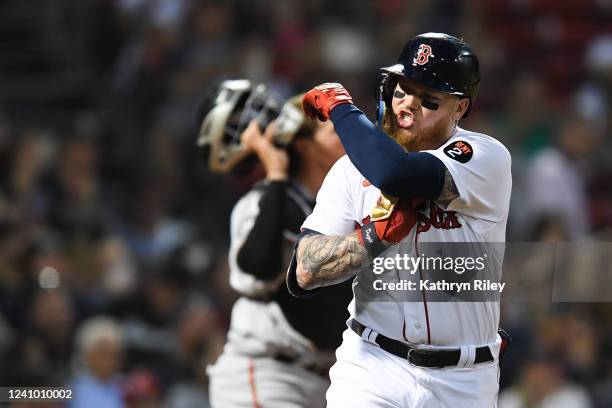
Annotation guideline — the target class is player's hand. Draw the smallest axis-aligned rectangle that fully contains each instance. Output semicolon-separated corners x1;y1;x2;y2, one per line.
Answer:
241;120;289;181
357;197;420;255
302;83;353;122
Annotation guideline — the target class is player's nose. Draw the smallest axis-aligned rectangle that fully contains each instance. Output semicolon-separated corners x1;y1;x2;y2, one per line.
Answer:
399;93;421;112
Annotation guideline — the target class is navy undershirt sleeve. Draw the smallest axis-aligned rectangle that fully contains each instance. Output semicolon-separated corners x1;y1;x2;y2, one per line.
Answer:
330;104;445;199
236;181;286;281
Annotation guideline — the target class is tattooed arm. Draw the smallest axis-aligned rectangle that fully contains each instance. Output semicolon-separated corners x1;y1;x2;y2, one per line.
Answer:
295;231;368;290
437;167;459;203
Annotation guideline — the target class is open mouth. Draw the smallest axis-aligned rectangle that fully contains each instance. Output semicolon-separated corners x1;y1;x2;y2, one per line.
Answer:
396;110;415;129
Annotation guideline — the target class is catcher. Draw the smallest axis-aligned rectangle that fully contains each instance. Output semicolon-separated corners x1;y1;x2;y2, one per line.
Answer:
198;80;352;407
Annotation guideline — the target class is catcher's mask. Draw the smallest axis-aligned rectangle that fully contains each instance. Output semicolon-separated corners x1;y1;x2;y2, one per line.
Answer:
196;79;304;173
376;32;480;127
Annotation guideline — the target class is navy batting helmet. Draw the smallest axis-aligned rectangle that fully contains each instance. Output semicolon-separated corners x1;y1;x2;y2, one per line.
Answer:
376;32;480;125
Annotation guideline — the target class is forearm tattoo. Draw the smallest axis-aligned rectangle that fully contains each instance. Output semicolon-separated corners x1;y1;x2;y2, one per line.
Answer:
297;232;367;289
438;167;459;201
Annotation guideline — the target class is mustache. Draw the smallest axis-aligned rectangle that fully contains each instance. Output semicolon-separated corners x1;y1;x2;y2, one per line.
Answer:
383;111;452;152
386;114;411;138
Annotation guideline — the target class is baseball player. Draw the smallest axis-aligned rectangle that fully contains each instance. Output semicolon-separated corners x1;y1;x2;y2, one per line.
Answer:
199;80;353;407
287;33;512;407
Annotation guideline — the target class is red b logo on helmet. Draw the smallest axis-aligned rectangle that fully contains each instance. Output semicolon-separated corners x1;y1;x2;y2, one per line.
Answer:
413;44;434;66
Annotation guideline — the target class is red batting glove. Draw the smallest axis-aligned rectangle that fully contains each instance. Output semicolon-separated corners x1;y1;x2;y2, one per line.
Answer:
302;83;353;121
358;199;421;256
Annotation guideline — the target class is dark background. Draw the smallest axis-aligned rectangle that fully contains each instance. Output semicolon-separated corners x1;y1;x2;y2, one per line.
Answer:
0;0;611;407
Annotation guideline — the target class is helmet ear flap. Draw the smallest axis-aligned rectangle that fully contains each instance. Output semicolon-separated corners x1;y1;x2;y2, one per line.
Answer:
383;74;398;105
376;73;398;128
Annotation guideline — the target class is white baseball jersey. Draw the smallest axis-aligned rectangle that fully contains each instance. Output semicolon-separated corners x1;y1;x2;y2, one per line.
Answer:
302;127;512;349
209;181;352;408
224;181;352;358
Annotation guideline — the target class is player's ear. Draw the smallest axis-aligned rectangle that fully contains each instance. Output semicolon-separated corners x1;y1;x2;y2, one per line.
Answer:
455;98;469;121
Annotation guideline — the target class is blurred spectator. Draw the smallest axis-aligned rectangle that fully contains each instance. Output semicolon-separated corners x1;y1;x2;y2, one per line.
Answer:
114;176;193;267
172;300;220;378
69;317;125;408
2;290;76;386
0;130;52;229
98;237;139;300
493;71;555;157
574;34;612;133
498;351;592;408
164;344;216;408
122;369;161;408
163;301;224;408
116;273;182;359
157;1;237;135
48;138;110;235
520;116;600;240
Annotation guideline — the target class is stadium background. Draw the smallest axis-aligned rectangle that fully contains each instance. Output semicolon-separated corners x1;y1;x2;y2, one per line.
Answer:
0;0;611;406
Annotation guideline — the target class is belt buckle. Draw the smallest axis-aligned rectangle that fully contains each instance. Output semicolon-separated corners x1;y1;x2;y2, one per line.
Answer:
407;347;444;368
406;348;414;364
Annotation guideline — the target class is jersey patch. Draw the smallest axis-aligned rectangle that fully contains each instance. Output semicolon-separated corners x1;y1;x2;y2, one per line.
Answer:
443;140;473;163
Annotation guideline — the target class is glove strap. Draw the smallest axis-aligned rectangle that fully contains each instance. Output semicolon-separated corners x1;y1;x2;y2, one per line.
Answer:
359;222;389;258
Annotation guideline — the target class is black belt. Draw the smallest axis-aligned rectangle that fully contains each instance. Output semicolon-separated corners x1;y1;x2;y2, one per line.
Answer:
273;354;329;377
349;319;494;368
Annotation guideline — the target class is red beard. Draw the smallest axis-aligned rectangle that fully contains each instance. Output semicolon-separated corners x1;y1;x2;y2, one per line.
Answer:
384;112;454;152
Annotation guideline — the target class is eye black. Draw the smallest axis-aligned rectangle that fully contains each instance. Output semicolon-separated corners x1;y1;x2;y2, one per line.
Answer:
421;100;439;110
393;90;406;99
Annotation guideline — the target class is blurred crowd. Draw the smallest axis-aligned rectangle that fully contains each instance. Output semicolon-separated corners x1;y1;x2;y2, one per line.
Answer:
0;0;611;407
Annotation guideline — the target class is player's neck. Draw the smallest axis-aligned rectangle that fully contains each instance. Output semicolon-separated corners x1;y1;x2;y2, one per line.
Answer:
296;163;325;198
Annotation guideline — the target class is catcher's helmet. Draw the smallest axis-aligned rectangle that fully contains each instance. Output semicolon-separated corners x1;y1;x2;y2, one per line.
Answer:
196;79;304;174
376;32;480;125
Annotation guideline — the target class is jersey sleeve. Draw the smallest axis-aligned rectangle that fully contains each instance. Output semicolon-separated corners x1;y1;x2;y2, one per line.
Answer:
228;189;283;297
301;155;357;236
423;134;512;222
